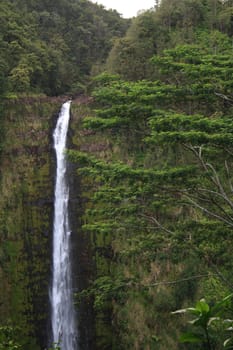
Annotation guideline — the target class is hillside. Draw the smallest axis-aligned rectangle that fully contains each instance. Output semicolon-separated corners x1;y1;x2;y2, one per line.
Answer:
0;0;130;96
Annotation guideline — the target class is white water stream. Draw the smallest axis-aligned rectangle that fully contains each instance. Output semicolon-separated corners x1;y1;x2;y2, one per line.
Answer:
51;101;77;350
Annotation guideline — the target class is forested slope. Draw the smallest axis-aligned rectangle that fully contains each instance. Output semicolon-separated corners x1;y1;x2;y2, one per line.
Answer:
107;0;233;80
0;0;129;96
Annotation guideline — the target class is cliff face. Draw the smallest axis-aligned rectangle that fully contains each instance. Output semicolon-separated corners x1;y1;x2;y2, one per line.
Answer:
0;99;96;350
69;103;116;350
0;100;60;349
68;102;96;350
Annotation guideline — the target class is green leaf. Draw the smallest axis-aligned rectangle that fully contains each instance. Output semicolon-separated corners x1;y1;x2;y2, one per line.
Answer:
208;317;221;326
195;299;210;313
224;338;233;348
212;294;233;315
179;332;202;343
171;308;188;314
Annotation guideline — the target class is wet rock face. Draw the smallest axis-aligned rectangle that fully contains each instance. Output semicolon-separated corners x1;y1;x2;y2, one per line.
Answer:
0;100;60;349
68;110;96;350
0;99;96;349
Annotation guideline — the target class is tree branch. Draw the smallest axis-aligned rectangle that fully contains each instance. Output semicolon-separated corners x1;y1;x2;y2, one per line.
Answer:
147;273;217;287
214;92;233;104
140;214;174;235
225;160;233;193
183;195;233;227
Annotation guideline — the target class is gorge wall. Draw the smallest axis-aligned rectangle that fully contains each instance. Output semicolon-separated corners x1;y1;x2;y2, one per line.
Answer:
0;99;97;350
0;99;63;349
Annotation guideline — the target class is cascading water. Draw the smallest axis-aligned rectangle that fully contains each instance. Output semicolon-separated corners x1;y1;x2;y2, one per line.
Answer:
51;101;77;350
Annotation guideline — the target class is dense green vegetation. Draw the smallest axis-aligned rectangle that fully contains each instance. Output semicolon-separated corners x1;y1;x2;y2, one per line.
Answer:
68;0;233;348
107;0;233;80
0;0;129;96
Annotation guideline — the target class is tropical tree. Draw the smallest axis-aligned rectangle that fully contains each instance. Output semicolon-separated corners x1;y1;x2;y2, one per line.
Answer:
70;42;233;348
172;295;233;349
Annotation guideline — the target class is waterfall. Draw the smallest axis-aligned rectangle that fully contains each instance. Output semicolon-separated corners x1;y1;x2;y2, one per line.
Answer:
51;101;77;350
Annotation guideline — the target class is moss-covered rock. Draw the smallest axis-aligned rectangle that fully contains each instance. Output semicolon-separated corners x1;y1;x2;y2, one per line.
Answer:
0;99;60;349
